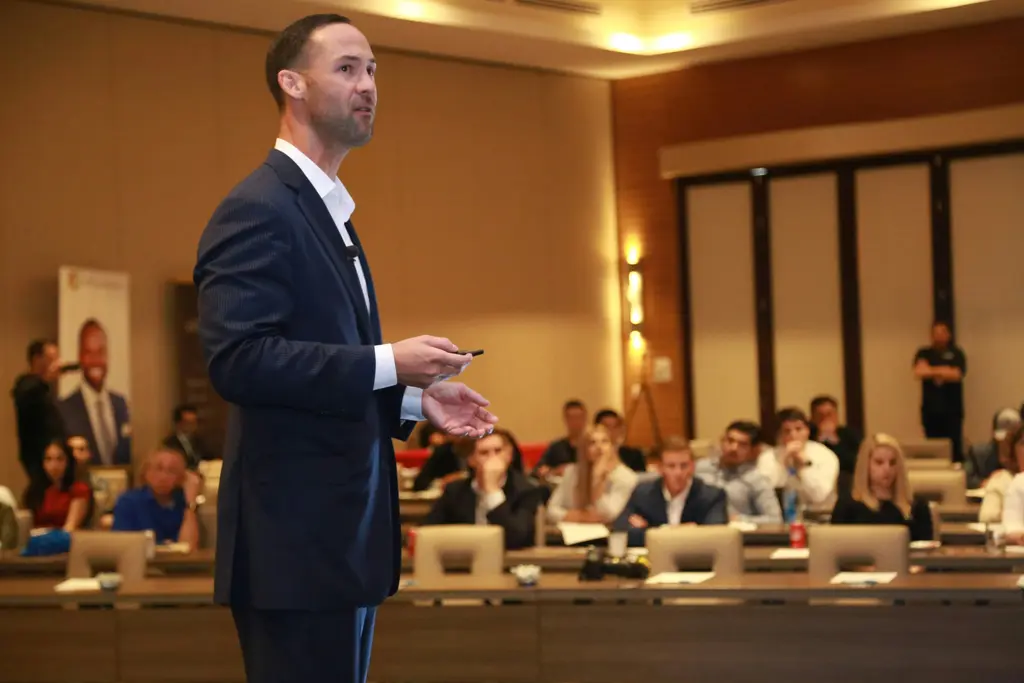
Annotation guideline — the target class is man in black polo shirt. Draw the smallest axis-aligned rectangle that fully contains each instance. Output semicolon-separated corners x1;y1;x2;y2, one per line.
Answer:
913;321;967;463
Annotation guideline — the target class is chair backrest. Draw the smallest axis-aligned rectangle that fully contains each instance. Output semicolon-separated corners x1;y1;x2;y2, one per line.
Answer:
67;530;149;581
907;469;967;505
15;509;33;550
808;525;909;581
905;458;953;471
412;526;504;581
197;460;222;480
646;526;744;577
901;439;951;461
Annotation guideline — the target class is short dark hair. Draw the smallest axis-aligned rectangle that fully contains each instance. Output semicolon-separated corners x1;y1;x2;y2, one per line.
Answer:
173;404;197;423
563;400;586;413
593;409;621;425
809;395;838;414
26;338;54;363
775;407;809;433
78;318;105;346
725;420;760;444
265;14;352;110
653;435;693;462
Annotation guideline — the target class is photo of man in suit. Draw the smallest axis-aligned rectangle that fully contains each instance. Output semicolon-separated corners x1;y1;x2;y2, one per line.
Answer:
58;318;132;465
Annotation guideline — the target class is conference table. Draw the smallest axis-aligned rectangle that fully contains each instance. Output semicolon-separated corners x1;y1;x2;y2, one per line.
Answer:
0;573;1021;683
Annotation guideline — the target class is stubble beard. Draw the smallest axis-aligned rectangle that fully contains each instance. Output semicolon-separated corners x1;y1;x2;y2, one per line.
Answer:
313;109;374;149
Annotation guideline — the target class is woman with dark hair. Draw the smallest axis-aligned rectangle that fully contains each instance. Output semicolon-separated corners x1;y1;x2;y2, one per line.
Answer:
23;439;92;531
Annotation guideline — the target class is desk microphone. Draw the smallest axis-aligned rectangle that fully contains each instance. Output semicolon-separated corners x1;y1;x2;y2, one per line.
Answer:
344;245;360;260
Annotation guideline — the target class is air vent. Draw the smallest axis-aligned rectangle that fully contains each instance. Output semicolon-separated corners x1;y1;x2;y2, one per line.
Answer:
515;0;602;16
690;0;786;13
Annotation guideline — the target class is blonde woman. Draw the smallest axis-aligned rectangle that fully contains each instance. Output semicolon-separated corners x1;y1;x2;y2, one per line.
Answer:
547;425;637;524
979;423;1024;524
830;433;933;541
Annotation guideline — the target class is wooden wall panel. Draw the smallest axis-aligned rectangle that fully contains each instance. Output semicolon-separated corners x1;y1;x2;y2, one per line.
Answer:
614;19;1024;445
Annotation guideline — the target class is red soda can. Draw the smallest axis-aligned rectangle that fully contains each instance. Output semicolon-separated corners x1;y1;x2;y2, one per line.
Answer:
789;522;807;548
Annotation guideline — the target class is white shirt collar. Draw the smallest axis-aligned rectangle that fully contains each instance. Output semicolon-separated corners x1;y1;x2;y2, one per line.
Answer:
79;380;109;404
274;138;356;223
663;480;692;505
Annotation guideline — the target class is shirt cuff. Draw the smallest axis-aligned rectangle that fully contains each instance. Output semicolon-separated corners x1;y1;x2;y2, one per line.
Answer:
481;489;506;512
401;387;425;422
373;344;398;391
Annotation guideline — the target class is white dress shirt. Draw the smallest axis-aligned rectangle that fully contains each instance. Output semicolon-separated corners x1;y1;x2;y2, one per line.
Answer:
471;477;507;526
81;381;117;465
274;139;423;421
756;440;839;507
1001;472;1024;533
663;481;692;525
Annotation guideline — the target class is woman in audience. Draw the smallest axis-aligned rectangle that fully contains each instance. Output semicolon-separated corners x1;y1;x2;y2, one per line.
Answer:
830;433;933;541
547;424;637;524
22;439;92;531
979;423;1024;523
1000;424;1024;544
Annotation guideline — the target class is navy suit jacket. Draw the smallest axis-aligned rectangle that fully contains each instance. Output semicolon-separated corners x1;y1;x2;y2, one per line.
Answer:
194;150;415;610
613;477;728;547
58;388;132;465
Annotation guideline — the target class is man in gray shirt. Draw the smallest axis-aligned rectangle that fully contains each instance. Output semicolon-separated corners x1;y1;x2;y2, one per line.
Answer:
695;421;781;523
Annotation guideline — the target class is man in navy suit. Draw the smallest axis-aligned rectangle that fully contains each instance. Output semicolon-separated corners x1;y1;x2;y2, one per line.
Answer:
193;14;497;683
613;436;727;546
58;319;132;466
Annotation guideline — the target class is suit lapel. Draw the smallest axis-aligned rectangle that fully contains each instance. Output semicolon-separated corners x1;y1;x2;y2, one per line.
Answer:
648;481;670;527
680;479;703;523
266;151;374;344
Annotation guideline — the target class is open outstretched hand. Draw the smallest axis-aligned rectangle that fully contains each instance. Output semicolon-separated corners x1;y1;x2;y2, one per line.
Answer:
422;382;498;439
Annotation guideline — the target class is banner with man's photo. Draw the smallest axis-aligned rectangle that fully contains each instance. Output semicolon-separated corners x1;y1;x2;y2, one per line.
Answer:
57;266;133;467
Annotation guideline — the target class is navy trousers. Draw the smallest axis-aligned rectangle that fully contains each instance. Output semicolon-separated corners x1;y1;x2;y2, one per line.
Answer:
231;604;377;683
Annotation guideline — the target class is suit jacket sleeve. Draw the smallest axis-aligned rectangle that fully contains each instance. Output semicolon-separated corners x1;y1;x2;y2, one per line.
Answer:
377;383;416;441
422;488;452;526
487;487;543;550
612;488;648;547
195;196;375;418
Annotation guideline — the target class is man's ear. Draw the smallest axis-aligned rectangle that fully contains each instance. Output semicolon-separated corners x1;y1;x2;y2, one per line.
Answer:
278;70;306;102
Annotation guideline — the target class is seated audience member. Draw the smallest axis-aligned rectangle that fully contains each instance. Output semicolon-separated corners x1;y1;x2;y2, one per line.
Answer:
113;448;201;547
980;424;1024;523
809;395;861;495
614;436;727;546
547;425;637;524
22;439;92;532
422;429;547;549
758;407;839;509
967;408;1020;489
830;433;933;541
695;421;781;523
413;427;525;492
162;403;214;469
532;399;588;480
593;409;646;473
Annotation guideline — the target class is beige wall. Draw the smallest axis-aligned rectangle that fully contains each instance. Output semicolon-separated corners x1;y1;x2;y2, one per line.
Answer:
0;1;621;492
951;154;1024;444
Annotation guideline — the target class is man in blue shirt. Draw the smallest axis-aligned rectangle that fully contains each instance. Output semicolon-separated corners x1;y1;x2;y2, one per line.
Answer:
113;447;202;547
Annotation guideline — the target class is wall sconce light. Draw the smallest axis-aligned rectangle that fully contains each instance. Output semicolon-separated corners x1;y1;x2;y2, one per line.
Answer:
625;253;644;351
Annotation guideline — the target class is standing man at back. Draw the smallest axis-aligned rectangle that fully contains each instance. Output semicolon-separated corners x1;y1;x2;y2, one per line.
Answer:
193;15;497;683
913;321;967;462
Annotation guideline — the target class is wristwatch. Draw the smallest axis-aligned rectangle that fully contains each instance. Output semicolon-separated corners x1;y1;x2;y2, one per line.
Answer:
188;494;207;513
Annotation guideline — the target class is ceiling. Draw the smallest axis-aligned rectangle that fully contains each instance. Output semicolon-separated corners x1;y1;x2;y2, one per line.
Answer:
70;0;1024;78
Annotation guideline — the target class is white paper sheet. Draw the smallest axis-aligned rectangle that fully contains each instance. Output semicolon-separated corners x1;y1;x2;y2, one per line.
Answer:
1004;545;1024;555
557;523;610;546
155;542;191;554
728;520;757;532
645;572;715;585
829;572;897;585
770;548;809;559
1017;575;1024;589
54;578;101;593
966;523;987;532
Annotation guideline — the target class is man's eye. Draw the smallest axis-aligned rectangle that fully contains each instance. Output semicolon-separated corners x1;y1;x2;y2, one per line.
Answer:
338;64;350;73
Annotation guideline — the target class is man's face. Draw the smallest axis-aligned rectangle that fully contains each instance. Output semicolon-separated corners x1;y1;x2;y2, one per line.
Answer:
564;407;587;437
79;327;108;391
290;23;378;148
598;415;623;444
811;402;838;428
178;411;199;437
778;419;810;446
931;323;951;347
661;448;694;496
35;343;60;383
469;434;511;474
720;429;753;467
145;450;186;498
